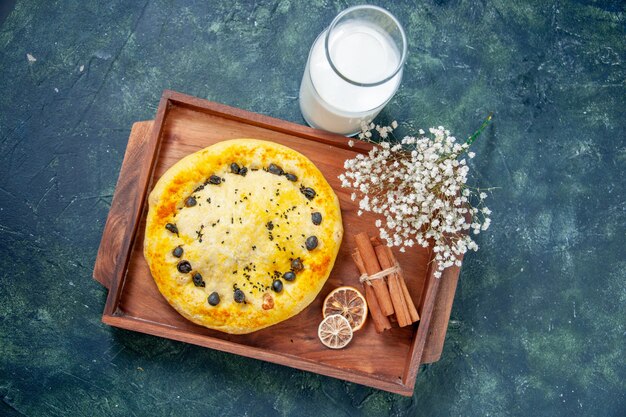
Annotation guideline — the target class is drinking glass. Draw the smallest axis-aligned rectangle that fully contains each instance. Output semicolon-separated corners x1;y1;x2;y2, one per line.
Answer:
299;5;407;136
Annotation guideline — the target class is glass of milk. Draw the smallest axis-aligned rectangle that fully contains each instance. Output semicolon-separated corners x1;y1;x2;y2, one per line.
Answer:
299;5;407;136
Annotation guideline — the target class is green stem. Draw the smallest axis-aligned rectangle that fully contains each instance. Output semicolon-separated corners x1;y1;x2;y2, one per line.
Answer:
464;112;493;148
435;113;494;163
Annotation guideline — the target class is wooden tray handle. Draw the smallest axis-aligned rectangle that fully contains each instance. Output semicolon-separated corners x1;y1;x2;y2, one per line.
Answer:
93;121;153;288
421;264;460;363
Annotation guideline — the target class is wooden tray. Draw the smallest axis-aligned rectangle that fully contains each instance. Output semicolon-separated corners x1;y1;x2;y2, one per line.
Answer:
93;90;462;396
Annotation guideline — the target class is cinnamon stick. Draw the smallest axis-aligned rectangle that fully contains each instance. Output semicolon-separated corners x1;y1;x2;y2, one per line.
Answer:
383;245;420;322
399;276;420;322
354;233;394;316
374;244;412;327
351;250;391;333
370;235;420;323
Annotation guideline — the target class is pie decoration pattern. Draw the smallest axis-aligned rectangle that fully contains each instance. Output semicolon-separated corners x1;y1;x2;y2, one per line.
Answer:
144;139;343;334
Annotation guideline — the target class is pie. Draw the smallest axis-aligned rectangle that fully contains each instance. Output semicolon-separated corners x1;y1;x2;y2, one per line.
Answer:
143;139;343;334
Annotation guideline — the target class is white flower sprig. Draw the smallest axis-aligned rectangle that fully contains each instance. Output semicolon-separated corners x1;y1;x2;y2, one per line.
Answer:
339;116;492;278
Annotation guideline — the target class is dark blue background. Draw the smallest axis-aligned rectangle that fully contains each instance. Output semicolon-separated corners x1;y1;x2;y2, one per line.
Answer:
1;1;624;415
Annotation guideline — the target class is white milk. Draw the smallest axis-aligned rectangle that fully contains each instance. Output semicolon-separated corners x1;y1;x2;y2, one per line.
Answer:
299;20;402;136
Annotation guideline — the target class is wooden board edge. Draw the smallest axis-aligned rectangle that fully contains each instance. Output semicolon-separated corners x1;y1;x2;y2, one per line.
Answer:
401;258;442;386
102;314;414;397
93;121;154;288
103;96;170;316
421;261;462;364
162;90;374;154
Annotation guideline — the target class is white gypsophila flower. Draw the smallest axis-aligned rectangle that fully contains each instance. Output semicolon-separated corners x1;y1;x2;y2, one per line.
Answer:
339;120;491;278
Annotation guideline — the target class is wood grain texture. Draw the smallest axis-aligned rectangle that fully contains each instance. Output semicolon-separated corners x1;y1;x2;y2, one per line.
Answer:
93;90;461;395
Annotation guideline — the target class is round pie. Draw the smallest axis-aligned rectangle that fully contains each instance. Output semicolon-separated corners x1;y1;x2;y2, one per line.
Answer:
143;139;343;334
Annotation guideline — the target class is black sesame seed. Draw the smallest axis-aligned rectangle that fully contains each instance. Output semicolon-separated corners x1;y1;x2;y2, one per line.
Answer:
192;273;205;287
239;167;248;176
285;173;297;182
272;279;283;292
283;271;296;282
305;236;318;251
230;163;240;174
177;260;192;273
234;288;246;303
268;163;284;175
165;223;178;234
300;186;316;200
208;292;220;306
208;175;222;185
266;221;274;230
291;258;303;272
172;246;183;258
311;212;322;225
185;196;197;207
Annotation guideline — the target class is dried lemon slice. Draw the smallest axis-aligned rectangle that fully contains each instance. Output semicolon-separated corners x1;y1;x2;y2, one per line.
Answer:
318;314;353;349
323;286;368;331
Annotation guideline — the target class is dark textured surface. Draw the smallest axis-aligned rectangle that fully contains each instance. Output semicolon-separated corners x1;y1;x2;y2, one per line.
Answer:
1;0;624;415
